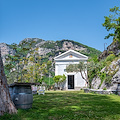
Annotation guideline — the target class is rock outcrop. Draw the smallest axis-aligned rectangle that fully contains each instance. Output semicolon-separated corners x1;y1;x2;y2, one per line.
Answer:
91;77;101;89
92;58;120;90
62;41;86;51
0;43;15;63
5;38;100;60
99;41;120;60
19;38;89;58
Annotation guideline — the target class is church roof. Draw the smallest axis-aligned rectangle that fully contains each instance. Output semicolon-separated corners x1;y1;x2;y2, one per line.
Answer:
54;50;88;61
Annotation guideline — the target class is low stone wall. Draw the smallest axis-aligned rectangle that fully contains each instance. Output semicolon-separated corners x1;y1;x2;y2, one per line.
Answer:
84;88;117;95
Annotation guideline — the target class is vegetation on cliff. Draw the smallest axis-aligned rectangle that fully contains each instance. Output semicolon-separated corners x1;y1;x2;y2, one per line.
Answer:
1;38;101;85
88;6;120;89
102;6;120;42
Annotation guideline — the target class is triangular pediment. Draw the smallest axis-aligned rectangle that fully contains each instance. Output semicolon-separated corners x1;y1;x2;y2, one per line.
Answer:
54;50;88;61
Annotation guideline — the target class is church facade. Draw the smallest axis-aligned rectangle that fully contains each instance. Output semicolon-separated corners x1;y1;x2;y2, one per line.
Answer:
54;50;88;90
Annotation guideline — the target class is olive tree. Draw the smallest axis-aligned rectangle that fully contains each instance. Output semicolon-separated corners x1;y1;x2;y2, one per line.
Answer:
66;61;88;87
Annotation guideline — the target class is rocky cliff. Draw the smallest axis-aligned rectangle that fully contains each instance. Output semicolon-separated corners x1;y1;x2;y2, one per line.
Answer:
99;41;120;60
0;38;101;64
92;41;120;90
20;38;88;55
0;43;15;63
91;58;120;90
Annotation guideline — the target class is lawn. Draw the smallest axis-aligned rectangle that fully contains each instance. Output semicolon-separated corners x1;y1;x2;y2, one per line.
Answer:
1;91;120;120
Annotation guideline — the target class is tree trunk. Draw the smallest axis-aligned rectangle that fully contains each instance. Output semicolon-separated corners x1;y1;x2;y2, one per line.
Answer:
0;50;17;116
79;70;89;88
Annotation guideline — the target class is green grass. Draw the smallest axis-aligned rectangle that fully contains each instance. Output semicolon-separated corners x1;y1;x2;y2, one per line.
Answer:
1;91;120;120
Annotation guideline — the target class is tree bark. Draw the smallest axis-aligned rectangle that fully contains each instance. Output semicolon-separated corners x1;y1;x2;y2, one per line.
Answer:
79;70;89;88
0;50;17;116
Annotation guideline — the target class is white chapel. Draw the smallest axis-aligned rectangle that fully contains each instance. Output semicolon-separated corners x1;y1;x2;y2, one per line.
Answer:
54;50;88;90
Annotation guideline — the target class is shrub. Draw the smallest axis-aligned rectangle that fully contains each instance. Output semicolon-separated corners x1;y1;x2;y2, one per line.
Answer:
105;75;112;84
99;72;106;82
103;87;107;90
98;72;107;88
105;54;115;62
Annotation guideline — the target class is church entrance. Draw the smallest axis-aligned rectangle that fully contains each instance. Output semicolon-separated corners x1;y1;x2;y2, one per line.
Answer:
68;75;74;89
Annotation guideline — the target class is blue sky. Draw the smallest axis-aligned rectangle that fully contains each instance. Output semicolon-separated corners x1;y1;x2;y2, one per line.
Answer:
0;0;120;51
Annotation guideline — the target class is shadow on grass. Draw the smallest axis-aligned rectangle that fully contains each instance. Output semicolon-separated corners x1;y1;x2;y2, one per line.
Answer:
1;91;120;120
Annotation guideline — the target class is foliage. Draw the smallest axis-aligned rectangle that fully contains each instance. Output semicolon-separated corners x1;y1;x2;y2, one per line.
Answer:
99;72;106;81
88;52;118;88
103;6;120;42
103;87;107;90
88;55;99;63
41;57;49;64
105;75;112;84
66;61;88;86
105;54;116;62
1;91;120;120
62;74;66;82
65;51;117;88
18;38;43;48
87;60;104;88
66;64;77;73
5;42;31;82
22;55;51;83
5;41;52;84
98;72;107;88
56;40;101;57
53;74;66;88
80;48;101;58
46;52;55;57
43;76;55;85
41;41;56;49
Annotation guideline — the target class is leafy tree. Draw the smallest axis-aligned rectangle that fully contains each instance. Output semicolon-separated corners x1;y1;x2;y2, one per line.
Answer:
53;74;66;89
5;40;40;83
53;75;61;87
5;41;31;82
38;76;44;84
103;6;120;41
59;74;66;89
43;76;55;86
61;74;66;82
21;51;52;83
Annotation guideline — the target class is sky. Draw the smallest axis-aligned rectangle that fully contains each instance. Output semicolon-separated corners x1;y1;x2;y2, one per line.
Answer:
0;0;120;51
